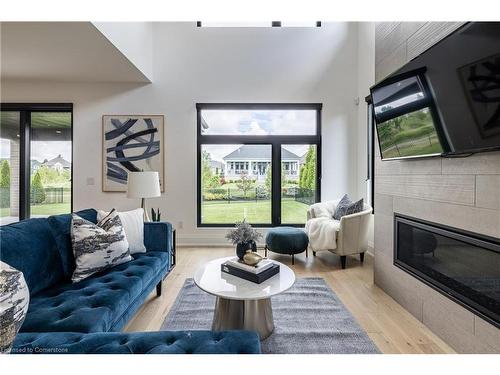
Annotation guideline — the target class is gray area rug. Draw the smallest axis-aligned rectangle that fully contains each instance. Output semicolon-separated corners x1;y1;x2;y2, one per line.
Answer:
161;277;379;354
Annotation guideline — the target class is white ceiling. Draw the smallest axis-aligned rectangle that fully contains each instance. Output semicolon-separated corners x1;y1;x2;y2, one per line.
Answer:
0;22;150;83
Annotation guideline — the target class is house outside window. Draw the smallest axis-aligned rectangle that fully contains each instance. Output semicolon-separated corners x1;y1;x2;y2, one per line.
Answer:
223;145;300;182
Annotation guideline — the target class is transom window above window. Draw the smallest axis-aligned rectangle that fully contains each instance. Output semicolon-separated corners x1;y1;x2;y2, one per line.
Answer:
197;22;321;28
200;108;318;136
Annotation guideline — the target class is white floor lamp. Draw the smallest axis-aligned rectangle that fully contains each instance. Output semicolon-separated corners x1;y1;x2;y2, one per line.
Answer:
127;171;161;222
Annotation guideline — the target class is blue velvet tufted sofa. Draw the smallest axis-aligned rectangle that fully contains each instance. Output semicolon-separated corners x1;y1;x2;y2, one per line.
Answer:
0;209;261;354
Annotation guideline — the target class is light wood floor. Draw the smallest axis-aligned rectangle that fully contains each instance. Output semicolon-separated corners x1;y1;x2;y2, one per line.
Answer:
124;247;455;354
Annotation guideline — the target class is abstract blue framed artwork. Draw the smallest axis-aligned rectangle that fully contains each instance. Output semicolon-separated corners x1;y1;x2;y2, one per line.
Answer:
102;115;164;192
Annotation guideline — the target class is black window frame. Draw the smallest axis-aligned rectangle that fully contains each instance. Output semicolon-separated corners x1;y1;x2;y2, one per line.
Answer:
365;95;375;212
0;103;73;221
197;103;322;228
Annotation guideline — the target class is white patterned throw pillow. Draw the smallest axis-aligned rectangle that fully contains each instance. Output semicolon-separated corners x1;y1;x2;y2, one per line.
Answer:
97;208;146;254
71;209;132;283
0;261;30;353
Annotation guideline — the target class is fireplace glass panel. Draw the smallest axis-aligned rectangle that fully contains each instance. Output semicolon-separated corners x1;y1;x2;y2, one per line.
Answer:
395;216;500;326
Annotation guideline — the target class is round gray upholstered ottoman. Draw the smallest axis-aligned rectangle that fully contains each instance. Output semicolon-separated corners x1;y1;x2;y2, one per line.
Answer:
265;227;309;265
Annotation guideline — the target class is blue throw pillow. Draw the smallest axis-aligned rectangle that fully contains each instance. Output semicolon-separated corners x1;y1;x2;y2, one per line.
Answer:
47;209;98;279
333;194;364;220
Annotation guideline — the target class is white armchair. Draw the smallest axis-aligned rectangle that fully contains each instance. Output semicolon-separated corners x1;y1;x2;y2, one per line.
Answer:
306;199;373;269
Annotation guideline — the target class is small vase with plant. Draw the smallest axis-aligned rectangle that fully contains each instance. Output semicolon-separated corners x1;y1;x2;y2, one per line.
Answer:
225;220;263;262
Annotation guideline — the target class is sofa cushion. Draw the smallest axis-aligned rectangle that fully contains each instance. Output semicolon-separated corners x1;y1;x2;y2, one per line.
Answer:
98;208;146;254
0;218;65;296
20;251;168;333
13;330;261;354
47;209;98;279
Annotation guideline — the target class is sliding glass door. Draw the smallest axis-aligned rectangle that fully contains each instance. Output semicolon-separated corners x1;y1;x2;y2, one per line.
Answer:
30;112;72;217
0;111;21;223
0;104;72;224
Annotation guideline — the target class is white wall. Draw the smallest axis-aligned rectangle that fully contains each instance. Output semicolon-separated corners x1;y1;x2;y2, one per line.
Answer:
356;23;376;248
92;22;153;81
1;22;374;246
0;22;151;83
356;22;375;200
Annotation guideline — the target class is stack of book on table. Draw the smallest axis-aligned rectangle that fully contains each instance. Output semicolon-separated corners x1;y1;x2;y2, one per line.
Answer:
221;257;280;284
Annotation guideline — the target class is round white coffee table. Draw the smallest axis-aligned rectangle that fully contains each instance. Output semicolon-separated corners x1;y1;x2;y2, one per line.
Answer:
194;256;295;340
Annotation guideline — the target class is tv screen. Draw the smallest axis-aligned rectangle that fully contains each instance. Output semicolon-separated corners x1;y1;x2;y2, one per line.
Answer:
371;22;500;160
377;108;444;160
372;72;445;159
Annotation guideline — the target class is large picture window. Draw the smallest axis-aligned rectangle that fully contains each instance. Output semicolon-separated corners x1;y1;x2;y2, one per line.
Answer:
197;104;321;227
0;103;73;224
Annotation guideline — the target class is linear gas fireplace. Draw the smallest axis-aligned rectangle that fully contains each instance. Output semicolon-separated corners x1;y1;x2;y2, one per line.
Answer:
394;214;500;327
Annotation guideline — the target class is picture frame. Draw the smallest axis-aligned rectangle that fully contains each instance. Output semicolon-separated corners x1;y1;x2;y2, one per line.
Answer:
102;115;164;192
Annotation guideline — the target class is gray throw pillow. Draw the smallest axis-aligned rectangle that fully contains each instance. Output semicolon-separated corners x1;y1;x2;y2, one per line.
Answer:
71;209;132;283
333;194;364;220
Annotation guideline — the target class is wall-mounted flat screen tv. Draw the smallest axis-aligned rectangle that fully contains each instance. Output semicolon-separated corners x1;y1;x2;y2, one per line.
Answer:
371;22;500;160
371;71;446;160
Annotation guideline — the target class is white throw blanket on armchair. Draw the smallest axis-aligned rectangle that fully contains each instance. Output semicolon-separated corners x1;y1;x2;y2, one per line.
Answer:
304;201;340;251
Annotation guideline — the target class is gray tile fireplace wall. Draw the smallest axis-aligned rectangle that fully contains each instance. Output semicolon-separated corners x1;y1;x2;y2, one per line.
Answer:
374;22;500;353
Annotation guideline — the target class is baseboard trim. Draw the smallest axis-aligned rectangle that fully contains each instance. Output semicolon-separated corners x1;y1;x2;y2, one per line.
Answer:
178;234;375;253
366;241;374;257
177;234;265;248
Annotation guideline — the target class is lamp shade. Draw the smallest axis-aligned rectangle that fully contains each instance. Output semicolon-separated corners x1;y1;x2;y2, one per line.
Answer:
126;171;161;198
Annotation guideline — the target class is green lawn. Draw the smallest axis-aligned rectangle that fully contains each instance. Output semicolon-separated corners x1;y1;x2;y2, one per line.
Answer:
378;108;445;159
281;199;310;224
201;198;309;224
31;203;71;216
382;134;442;158
0;202;71;217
